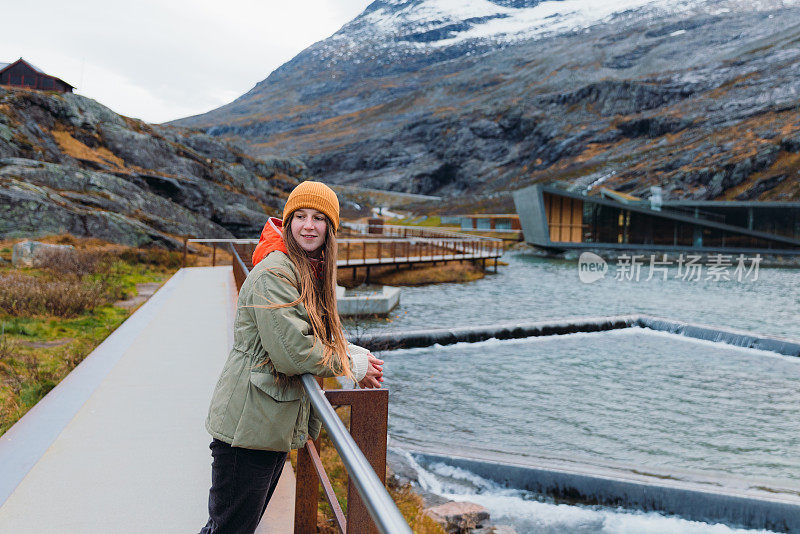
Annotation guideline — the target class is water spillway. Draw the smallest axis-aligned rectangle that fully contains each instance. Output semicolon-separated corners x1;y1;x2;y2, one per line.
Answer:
635;316;800;357
358;314;800;357
409;451;800;533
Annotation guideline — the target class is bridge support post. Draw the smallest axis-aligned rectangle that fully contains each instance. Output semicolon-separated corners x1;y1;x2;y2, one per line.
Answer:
182;236;188;268
294;439;321;533
325;389;388;534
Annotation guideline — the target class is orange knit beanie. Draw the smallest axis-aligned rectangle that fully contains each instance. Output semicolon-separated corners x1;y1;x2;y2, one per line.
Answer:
282;181;340;230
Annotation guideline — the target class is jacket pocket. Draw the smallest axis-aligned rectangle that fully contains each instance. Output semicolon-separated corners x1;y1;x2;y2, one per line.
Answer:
248;370;303;401
230;371;302;451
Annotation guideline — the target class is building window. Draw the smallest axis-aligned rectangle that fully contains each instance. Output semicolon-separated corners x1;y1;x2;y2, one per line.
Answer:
494;219;511;230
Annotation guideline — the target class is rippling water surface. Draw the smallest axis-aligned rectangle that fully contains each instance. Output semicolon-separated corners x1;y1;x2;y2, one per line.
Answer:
351;252;800;339
380;329;800;487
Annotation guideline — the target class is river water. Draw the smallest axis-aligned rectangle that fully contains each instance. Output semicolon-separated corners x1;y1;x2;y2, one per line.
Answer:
354;251;800;339
348;251;800;533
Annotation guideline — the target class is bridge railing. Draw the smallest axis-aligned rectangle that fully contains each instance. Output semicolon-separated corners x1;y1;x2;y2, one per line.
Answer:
225;242;411;534
186;232;504;269
338;237;503;266
343;220;502;240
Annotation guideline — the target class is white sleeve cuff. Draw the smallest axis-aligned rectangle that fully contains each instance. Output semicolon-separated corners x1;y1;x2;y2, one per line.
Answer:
348;343;371;382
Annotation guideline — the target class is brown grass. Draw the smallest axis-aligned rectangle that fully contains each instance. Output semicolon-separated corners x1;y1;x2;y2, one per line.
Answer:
51;129;128;171
0;272;109;317
35;247;110;276
339;261;486;288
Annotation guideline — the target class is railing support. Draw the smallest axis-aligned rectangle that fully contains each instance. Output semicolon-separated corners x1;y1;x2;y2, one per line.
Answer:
299;376;411;534
326;389;389;534
295;439;322;533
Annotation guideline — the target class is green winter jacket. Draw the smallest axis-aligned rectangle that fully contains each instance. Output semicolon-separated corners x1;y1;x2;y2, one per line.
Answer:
205;250;369;451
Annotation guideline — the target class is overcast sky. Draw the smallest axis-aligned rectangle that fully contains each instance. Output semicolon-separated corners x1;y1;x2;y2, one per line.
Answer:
1;0;372;124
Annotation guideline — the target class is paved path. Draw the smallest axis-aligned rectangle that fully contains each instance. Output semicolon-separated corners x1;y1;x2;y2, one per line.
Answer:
0;267;294;533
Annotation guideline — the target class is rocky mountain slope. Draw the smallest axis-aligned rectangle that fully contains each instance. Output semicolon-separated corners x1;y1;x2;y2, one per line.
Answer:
0;87;304;247
174;0;800;211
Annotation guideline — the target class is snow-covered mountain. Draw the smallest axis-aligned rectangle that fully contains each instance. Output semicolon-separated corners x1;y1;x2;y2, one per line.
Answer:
173;0;800;207
347;0;772;47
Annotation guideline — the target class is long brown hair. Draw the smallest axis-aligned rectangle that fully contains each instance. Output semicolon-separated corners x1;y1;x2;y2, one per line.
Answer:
278;212;353;381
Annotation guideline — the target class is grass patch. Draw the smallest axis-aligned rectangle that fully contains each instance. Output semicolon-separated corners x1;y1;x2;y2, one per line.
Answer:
387;216;443;227
0;306;129;435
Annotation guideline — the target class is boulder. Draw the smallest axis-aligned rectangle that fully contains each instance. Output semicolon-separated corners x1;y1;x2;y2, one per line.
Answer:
781;134;800;153
424;501;490;533
12;240;74;268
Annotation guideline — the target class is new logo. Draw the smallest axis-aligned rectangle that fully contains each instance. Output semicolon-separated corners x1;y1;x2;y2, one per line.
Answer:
578;252;607;284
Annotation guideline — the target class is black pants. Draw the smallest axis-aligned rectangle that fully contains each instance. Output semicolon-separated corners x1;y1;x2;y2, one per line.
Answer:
199;439;288;534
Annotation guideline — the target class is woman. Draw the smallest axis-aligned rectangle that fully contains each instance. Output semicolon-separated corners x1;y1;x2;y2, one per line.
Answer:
200;181;383;534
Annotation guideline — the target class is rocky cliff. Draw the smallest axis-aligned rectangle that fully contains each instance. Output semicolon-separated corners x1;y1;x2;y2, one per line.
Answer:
173;0;800;210
0;87;304;247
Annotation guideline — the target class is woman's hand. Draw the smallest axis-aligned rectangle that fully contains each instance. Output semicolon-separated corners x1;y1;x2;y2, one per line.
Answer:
358;354;384;389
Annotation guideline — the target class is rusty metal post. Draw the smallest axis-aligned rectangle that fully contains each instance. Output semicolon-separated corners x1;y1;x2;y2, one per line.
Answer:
325;390;388;534
182;236;188;267
294;442;320;533
212;244;217;267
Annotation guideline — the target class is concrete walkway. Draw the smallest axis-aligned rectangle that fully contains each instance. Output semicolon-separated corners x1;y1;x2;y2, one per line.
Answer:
0;267;294;533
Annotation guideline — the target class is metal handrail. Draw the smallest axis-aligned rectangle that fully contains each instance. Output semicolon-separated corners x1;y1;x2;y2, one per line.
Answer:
301;375;412;534
227;242;411;534
188;238;261;244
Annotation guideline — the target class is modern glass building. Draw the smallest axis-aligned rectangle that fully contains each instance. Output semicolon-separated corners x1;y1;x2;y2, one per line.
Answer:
513;184;800;254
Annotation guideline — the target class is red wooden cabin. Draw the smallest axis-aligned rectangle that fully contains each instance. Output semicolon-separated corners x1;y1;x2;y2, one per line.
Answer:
0;58;74;93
